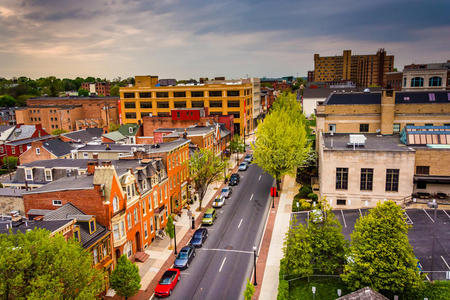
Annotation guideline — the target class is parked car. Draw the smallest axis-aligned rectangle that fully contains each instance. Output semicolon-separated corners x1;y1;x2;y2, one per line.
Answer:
202;208;217;225
190;228;208;247
229;173;240;186
173;245;196;269
212;196;226;208
244;154;253;163
154;268;180;297
221;186;232;198
238;162;248;171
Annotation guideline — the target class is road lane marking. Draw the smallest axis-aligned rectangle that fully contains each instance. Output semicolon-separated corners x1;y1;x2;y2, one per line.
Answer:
250;193;254;201
423;209;435;223
238;218;243;229
258;175;262;181
418;262;430;281
442;256;450;270
200;248;253;254
341;210;347;228
219;257;227;272
443;210;450;220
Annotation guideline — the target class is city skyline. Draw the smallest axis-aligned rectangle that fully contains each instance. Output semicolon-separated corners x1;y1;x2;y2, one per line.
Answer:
0;0;449;79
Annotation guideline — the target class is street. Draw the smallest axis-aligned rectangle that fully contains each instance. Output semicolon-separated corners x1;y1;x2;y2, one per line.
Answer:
168;163;274;300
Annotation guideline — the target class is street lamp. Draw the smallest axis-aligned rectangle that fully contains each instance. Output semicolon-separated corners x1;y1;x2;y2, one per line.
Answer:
427;199;438;280
253;245;258;286
173;221;177;255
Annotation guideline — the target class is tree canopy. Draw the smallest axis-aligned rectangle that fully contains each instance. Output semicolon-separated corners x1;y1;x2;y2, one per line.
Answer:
78;87;89;97
0;229;105;299
341;201;424;295
110;255;141;299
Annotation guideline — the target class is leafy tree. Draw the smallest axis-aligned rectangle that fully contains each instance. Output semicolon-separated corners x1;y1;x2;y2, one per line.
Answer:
189;148;226;210
39;76;63;97
0;229;105;299
110;85;120;96
282;217;313;278
252;93;310;189
165;214;175;250
0;95;17;107
51;129;68;135
78;88;90;97
341;201;424;295
2;156;18;170
243;279;255;300
109;123;120;132
229;134;245;164
110;255;141;300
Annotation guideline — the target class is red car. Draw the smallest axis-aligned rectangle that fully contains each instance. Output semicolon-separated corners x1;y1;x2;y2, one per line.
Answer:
154;268;180;297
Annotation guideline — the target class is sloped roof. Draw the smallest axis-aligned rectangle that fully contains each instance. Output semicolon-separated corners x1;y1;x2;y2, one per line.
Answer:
61;128;104;143
118;124;140;137
337;287;388;300
0;219;73;235
8;125;40;141
102;131;127;141
42;139;75;157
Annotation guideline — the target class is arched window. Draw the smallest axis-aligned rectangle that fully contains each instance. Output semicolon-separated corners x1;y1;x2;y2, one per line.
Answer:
113;196;119;212
429;76;442;87
411;77;424;87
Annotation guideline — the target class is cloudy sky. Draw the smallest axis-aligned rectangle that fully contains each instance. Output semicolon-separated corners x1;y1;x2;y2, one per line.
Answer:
0;0;449;80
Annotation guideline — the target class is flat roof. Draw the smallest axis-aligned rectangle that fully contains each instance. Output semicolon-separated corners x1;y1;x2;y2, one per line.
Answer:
322;133;415;152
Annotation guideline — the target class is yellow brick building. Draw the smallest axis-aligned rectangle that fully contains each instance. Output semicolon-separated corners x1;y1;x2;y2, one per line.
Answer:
119;76;253;136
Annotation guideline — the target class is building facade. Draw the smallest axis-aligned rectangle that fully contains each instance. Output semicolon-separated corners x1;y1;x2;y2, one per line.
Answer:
401;62;450;91
81;82;111;96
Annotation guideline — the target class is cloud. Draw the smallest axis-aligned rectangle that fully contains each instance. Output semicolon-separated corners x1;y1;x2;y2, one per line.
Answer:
0;0;448;79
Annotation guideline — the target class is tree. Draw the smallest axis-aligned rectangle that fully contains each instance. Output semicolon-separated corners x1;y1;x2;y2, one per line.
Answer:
243;279;255;300
252;93;310;190
165;214;175;250
341;201;424;295
109;123;120;132
229;134;245;164
307;204;348;274
2;156;18;170
189;148;226;210
51;129;68;135
78;88;89;97
110;85;120;96
110;255;141;300
39;76;62;97
0;95;17;107
0;229;105;299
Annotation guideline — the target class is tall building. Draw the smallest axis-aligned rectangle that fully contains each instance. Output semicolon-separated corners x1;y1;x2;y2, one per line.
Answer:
313;49;394;87
119;76;254;136
81;82;111;96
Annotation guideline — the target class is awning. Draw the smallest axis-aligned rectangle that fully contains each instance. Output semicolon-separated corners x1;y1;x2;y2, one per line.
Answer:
414;175;450;184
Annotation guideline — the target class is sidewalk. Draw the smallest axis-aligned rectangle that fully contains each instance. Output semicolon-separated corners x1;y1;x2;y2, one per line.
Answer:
256;175;299;300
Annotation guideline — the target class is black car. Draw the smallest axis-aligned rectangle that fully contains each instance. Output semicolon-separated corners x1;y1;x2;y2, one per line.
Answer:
190;228;208;247
173;245;196;269
229;173;240;186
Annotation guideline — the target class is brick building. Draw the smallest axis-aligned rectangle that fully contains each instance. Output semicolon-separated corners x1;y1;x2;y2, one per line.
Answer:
19;138;74;165
386;72;403;91
81;82;111;96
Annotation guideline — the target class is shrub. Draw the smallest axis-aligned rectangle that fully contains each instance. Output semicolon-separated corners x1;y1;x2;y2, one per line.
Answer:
292;198;312;212
308;193;318;202
277;280;289;300
298;185;312;198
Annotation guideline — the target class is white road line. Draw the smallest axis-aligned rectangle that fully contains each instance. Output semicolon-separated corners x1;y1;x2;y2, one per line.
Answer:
250;193;254;201
258;175;262;181
200;248;254;254
404;210;414;225
219;257;227;272
358;208;362;217
442;256;450;270
238;218;243;229
341;210;347;228
423;209;435;223
418;262;430;282
443;210;450;220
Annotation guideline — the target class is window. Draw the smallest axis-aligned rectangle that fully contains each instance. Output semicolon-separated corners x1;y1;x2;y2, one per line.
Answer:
73;228;80;242
174;101;186;108
416;166;429;175
52;200;62;206
134;207;138;223
336;168;348;190
385;169;399;192
124;92;135;98
429;76;442;87
125;112;136;119
411;77;424;87
89;220;96;233
227;90;240;97
144;221;148;238
156;101;169;108
139;92;151;98
45;169;52;181
83;152;89;159
156;92;169;98
128;127;134;134
93;248;98;264
140;101;152;108
425;123;433;127
227;101;240;107
141;112;152;118
209;90;222;97
174;91;186;98
113;224;120;240
191;91;204;97
209;101;223;108
159;189;162;203
329;124;336;133
25;169;33;180
360;168;373;191
157;112;170;117
150;218;154;232
165;185;168;199
0;146;3;153
417;181;427;189
113;196;119;212
11;147;15;154
153;191;158;208
127;213;132;229
230;112;240;119
124;102;136;109
393;123;400;133
337;199;346;205
360;124;369;133
192;101;204;107
142;179;147;190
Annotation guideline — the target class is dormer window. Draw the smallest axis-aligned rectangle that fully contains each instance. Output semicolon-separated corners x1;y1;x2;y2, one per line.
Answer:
142;179;147;190
73;226;80;242
89;219;96;234
45;169;52;181
25;168;33;181
129;127;134;134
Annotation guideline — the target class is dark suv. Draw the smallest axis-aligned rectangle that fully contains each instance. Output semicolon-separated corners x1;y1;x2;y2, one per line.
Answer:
229;173;240;186
173;245;196;269
190;228;208;247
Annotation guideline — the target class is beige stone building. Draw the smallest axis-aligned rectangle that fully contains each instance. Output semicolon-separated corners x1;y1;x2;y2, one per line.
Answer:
0;188;25;215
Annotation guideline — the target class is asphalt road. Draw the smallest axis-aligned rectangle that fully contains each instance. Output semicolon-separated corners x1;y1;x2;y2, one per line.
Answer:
167;163;274;300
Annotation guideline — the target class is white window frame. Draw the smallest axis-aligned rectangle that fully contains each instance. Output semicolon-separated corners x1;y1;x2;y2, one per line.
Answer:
113;196;119;213
127;213;132;229
113;224;120;240
52;200;62;206
134;207;138;224
150;218;154;232
142;198;147;216
44;169;52;182
25;168;33;181
36;147;40;155
0;146;3;153
144;221;148;238
11;147;15;154
83;152;89;159
148;196;152;211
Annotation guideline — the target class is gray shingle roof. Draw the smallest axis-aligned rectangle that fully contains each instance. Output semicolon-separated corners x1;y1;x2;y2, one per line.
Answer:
0;219;73;235
61;128;104;143
8;125;40;141
42;139;75;157
6;135;52;146
0;188;24;197
23;175;94;194
337;287;388;300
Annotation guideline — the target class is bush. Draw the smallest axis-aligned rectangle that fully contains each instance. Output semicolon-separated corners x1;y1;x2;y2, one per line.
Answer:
293;198;312;212
277;280;289;300
298;185;312;198
307;193;318;202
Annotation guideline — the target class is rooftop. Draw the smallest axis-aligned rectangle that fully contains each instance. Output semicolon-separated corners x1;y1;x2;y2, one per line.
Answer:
61;128;104;143
6;135;52;146
0;188;24;197
29;96;118;101
41;139;75;157
322;133;414;152
0;219;73;235
23;175;94;194
323;91;450;105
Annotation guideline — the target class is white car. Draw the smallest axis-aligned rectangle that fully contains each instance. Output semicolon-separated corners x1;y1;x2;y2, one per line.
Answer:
239;162;248;171
212;196;226;208
221;187;232;198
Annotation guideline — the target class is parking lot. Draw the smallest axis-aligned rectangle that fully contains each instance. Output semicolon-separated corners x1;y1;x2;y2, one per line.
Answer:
291;208;450;280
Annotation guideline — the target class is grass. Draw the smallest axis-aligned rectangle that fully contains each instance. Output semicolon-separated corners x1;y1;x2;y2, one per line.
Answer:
288;277;351;300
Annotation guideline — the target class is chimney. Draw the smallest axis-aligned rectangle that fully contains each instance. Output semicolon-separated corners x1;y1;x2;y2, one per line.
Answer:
93;153;98;160
102;161;112;167
87;161;98;175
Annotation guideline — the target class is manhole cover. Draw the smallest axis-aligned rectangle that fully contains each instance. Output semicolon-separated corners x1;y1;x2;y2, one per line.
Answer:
225;245;233;250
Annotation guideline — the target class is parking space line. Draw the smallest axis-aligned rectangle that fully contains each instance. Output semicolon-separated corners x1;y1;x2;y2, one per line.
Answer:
442;256;450;270
423;209;435;223
258;175;262;181
250;193;254;201
418;262;430;281
443;210;450;220
238;218;243;229
200;248;253;254
404;210;413;225
219;257;227;272
341;210;347;228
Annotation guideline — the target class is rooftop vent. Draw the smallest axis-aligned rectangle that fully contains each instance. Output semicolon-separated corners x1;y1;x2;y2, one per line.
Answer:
363;88;370;93
347;134;366;149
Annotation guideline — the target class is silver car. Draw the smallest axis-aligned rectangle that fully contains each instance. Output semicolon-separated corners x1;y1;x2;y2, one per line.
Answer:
221;187;232;198
239;162;248;171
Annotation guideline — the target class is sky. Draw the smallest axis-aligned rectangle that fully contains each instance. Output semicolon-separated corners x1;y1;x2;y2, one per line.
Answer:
0;0;449;80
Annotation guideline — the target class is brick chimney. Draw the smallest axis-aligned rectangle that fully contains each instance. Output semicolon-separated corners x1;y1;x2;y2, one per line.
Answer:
87;161;98;175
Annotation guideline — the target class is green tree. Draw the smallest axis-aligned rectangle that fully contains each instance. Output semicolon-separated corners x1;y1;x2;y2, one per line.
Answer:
109;123;120;132
341;201;424;295
78;87;89;97
51;129;68;135
252;93;310;189
165;214;175;250
243;279;255;300
39;76;62;97
110;255;141;300
189;148;226;210
2;156;18;170
110;85;120;96
0;229;105;299
0;95;17;107
229;134;245;164
307;205;348;274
